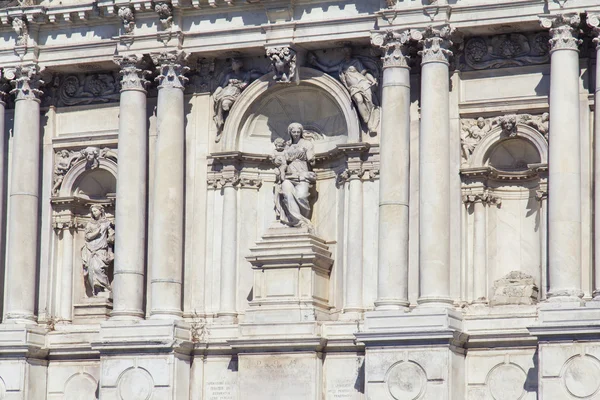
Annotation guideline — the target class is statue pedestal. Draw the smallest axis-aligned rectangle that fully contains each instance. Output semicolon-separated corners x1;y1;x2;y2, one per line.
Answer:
244;225;333;324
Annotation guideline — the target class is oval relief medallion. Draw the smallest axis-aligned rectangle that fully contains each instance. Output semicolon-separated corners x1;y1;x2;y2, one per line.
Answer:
117;368;154;400
562;355;600;398
385;361;426;400
487;363;526;400
64;373;98;400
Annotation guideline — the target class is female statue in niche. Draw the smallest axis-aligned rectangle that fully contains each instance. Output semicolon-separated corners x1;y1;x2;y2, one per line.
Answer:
272;123;318;231
81;204;114;297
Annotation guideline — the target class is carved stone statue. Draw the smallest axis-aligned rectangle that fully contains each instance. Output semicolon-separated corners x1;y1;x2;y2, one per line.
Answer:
155;2;172;31
118;6;135;35
272;123;318;231
52;150;77;196
461;117;490;162
309;46;380;134
266;46;297;83
12;16;27;46
81;204;114;297
213;58;259;142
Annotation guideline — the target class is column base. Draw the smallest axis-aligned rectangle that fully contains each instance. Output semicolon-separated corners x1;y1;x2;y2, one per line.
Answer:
3;312;37;324
374;299;410;311
416;296;454;308
109;309;145;321
338;309;363;321
543;290;585;308
149;310;184;320
215;313;238;325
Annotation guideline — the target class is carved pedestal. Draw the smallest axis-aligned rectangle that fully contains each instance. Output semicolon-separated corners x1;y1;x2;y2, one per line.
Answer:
245;225;333;324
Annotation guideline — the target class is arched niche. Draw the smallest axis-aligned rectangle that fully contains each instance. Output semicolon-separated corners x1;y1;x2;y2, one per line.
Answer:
469;124;548;169
220;67;361;153
59;158;117;198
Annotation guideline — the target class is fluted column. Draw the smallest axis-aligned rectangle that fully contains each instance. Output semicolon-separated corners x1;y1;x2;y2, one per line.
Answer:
540;14;583;302
371;30;415;310
417;26;454;307
3;65;43;323
218;163;239;323
0;85;7;281
149;51;189;319
588;14;600;300
111;55;149;320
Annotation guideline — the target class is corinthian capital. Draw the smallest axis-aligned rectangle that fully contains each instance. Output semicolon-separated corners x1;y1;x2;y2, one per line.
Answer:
587;13;600;49
151;50;190;90
418;25;454;65
539;14;581;52
5;64;44;101
371;29;420;68
114;54;150;91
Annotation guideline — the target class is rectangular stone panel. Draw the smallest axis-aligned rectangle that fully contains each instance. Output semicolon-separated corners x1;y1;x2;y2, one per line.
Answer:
239;353;321;400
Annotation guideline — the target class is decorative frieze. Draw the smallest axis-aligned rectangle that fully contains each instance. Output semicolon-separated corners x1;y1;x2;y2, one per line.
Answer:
266;46;296;83
539;13;582;52
50;73;121;106
462;191;502;207
463;32;550;70
114;55;150;91
152;50;189;89
418;25;454;64
5;64;43;101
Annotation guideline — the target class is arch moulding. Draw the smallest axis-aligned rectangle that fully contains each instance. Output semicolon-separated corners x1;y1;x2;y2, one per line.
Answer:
59;157;118;198
219;67;361;152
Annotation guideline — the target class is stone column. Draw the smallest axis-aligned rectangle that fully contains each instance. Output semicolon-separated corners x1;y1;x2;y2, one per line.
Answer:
589;14;600;300
540;14;583;302
218;163;239;323
111;55;149;320
56;220;74;323
536;187;548;299
0;85;7;277
3;65;43;323
472;195;487;303
338;144;369;317
370;30;415;310
417;26;454;307
149;51;189;319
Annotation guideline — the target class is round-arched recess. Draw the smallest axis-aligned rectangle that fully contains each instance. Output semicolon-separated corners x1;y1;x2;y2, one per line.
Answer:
220;67;361;154
469;124;548;169
485;138;541;171
59;158;118;198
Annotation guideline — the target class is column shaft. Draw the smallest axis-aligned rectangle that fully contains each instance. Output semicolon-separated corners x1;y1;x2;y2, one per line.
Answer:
542;15;583;301
472;199;487;303
418;29;453;306
219;180;238;321
150;52;188;319
112;56;148;320
590;16;600;299
4;65;42;323
58;225;74;322
371;31;412;310
344;174;364;313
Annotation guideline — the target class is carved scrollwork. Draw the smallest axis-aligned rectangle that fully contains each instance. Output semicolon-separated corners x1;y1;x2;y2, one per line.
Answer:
418;25;455;64
371;29;421;68
266;46;297;83
587;13;600;49
114;55;150;91
462;191;502;207
152;51;190;89
53;73;121;106
539;14;582;52
5;64;44;101
463;32;550;70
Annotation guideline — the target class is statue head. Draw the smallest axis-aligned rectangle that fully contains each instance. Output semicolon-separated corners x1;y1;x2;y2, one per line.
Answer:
90;204;105;221
288;122;303;143
476;117;485;129
274;137;286;151
60;150;70;158
231;58;243;72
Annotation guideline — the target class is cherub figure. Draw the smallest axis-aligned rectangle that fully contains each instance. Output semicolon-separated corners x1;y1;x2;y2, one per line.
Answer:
267;47;297;83
272;137;289;183
461;117;490;163
52;150;76;196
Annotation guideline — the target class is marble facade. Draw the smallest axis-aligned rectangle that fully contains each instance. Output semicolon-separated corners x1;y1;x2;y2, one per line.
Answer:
0;0;599;399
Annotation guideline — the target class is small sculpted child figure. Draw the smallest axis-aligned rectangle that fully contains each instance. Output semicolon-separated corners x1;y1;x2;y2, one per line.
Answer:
272;137;288;183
